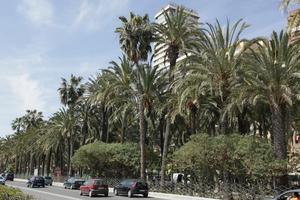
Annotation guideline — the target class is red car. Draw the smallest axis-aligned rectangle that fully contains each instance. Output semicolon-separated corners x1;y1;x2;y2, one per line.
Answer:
80;179;109;197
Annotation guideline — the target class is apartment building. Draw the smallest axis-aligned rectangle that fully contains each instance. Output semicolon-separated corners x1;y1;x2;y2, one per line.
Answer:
153;4;200;70
288;8;300;43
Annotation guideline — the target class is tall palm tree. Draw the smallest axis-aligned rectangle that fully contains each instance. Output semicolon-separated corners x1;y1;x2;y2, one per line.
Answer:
154;6;199;79
239;31;300;185
58;74;85;108
58;75;84;176
87;73;114;142
116;12;153;179
188;19;249;134
104;56;135;143
154;6;200;186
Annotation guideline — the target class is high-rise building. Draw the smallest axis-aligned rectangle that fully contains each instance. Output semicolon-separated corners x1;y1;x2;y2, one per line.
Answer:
288;9;300;43
153;4;200;70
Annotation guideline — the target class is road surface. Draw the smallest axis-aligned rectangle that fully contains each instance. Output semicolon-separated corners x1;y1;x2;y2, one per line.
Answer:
6;181;163;200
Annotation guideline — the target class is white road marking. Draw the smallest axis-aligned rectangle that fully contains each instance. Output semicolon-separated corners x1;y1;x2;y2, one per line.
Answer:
7;184;82;200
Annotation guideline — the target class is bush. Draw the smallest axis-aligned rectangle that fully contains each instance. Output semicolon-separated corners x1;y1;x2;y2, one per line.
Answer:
0;185;32;200
172;134;286;184
72;142;159;177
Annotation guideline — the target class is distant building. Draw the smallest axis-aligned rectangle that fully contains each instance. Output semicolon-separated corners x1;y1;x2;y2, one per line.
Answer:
288;9;300;43
153;4;200;70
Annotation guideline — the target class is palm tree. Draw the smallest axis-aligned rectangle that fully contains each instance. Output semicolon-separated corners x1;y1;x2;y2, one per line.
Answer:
116;12;153;179
154;6;199;79
87;73;114;142
58;74;84;176
104;56;135;143
58;74;85;108
154;6;200;186
187;19;249;134
239;31;300;185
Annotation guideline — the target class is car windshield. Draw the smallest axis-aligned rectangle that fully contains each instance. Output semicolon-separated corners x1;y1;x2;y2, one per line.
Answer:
94;180;105;185
137;181;147;187
75;181;84;184
35;177;44;181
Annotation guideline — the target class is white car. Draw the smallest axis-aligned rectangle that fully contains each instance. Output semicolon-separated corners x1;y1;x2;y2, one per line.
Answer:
0;176;6;185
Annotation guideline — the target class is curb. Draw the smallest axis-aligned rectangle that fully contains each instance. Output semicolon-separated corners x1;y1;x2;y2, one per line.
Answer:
14;178;219;200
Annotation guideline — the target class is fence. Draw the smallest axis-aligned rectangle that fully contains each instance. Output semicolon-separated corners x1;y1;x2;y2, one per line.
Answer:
14;174;299;200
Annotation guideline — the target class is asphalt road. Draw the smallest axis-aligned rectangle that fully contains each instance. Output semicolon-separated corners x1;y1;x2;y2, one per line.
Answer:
6;181;163;200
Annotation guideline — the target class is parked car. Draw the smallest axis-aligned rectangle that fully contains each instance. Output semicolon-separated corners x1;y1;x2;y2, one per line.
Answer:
80;179;108;197
5;173;14;181
27;176;45;188
64;177;85;190
0;176;5;185
272;189;300;200
114;179;148;198
44;176;53;186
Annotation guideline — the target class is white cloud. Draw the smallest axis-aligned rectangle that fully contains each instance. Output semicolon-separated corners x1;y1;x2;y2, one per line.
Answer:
6;73;45;111
73;0;130;31
17;0;54;26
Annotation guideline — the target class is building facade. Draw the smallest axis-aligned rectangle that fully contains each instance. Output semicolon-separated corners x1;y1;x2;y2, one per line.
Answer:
288;8;300;43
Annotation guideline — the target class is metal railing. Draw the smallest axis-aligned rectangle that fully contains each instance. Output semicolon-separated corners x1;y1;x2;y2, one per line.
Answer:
14;174;300;199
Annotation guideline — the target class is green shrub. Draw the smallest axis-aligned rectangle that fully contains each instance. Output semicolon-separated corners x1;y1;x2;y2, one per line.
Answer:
172;134;287;184
72;142;159;177
0;185;32;200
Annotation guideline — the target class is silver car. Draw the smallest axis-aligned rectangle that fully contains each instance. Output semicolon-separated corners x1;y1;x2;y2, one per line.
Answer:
0;176;6;185
272;189;300;200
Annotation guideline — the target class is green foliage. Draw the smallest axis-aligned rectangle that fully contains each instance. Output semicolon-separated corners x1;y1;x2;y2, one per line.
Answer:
72;142;159;177
173;134;287;183
0;185;32;200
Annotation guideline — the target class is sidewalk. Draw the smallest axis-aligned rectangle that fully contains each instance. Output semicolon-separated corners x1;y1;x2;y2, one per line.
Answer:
14;178;218;200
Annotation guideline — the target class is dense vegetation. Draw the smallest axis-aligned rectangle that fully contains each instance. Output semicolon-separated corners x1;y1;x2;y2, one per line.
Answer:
0;185;32;200
0;3;300;193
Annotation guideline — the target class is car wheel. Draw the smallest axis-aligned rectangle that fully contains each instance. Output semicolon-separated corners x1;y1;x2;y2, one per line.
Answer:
128;190;133;198
80;191;83;196
89;190;93;197
143;193;148;198
104;192;108;197
50;184;52;186
114;189;119;196
42;185;45;188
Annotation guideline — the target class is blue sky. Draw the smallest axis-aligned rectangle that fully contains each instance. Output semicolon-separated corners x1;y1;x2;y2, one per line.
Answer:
0;0;290;136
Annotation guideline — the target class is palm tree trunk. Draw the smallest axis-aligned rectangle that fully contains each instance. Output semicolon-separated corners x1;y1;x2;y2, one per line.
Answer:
68;137;74;177
271;103;288;186
46;149;52;176
15;156;18;175
160;116;171;188
139;94;146;180
101;105;108;142
271;104;287;159
121;111;127;143
41;154;45;176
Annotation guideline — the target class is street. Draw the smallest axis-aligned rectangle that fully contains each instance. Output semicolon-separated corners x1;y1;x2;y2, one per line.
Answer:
6;181;163;200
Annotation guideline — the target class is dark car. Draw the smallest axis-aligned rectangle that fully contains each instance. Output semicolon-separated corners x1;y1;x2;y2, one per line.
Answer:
80;179;109;197
5;173;14;181
272;189;300;200
43;176;53;186
27;176;45;188
114;179;148;198
64;177;85;190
